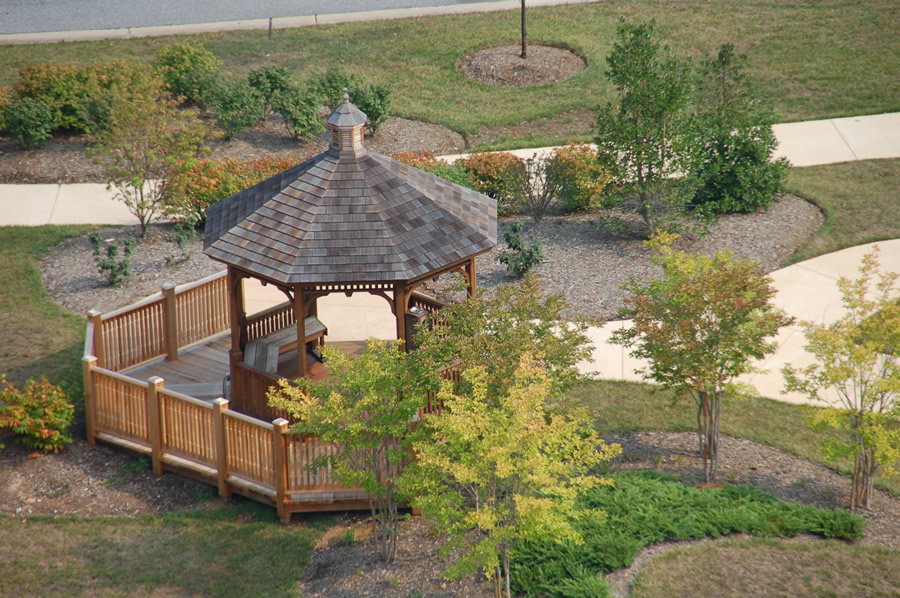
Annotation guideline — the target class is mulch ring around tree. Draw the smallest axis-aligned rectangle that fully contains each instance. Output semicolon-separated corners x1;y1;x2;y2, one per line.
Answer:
458;43;587;87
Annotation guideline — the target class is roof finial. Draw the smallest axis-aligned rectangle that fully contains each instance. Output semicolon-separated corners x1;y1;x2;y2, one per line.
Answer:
342;88;350;103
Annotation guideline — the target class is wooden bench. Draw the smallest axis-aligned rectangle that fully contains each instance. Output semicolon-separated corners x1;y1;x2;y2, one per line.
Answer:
243;316;327;373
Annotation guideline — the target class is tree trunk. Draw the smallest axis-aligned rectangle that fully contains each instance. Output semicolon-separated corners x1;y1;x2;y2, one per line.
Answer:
520;0;527;59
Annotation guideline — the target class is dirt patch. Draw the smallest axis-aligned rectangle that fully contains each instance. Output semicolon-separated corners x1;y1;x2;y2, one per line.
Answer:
458;43;587;88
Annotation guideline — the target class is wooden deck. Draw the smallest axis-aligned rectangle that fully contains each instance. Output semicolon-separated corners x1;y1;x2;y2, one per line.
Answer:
126;333;367;403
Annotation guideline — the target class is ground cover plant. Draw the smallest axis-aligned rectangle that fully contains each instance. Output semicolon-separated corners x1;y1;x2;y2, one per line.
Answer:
0;1;896;137
629;536;900;598
0;505;330;598
509;471;863;597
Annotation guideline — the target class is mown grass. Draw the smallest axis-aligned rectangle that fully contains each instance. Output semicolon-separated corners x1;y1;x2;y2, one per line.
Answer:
630;536;900;598
0;225;96;391
0;505;333;598
1;0;897;134
787;158;900;263
576;379;900;497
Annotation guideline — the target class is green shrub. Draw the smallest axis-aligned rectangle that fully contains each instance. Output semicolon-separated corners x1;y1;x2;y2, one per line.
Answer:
0;375;74;453
547;142;611;213
498;220;544;276
686;44;789;217
308;66;357;109
456;151;525;215
89;232;135;286
248;65;292;119
509;471;864;596
392;151;475;188
14;63;90;131
212;79;264;138
272;85;323;139
348;82;391;133
3;97;54;150
79;61;163;134
153;42;222;106
0;87;10;131
164;155;298;222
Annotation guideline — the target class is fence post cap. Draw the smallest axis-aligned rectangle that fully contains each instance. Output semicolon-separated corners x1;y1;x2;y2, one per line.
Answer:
213;398;229;407
273;418;289;427
82;355;98;364
161;282;177;290
87;309;102;317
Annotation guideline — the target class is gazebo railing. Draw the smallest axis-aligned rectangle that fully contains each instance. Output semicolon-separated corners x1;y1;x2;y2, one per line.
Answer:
246;301;296;343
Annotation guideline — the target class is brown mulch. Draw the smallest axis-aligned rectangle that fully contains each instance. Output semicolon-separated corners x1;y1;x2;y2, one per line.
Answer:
458;44;587;88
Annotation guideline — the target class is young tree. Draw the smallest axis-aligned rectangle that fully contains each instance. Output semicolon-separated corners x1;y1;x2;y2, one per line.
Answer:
595;19;693;235
686;43;789;217
783;247;900;510
402;356;621;598
413;275;592;401
88;73;209;237
611;233;793;482
267;340;436;562
503;153;564;222
520;0;527;59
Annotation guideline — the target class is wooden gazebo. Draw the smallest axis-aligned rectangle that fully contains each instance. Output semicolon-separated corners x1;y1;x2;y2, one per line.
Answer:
203;93;497;418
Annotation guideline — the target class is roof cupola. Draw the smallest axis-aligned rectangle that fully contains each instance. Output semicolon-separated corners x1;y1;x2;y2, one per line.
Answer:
326;89;368;157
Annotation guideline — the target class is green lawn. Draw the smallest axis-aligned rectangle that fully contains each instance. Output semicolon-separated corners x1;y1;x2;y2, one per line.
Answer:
787;159;900;262
0;506;332;598
0;226;95;391
1;0;897;135
630;537;900;598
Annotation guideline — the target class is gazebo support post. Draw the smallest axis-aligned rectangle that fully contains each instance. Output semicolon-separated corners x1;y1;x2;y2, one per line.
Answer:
394;284;407;347
465;257;477;298
294;286;308;378
227;267;245;353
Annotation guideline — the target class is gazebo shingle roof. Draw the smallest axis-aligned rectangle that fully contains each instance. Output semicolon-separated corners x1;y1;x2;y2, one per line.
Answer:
203;136;497;285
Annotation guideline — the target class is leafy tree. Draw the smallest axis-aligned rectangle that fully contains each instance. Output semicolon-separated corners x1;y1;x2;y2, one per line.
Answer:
402;357;620;598
414;275;592;401
611;233;793;482
783;246;900;510
686;43;789;217
87;73;210;237
267;340;437;562
595;19;693;235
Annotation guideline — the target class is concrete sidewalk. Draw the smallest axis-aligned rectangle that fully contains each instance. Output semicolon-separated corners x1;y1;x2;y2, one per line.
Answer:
1;111;898;228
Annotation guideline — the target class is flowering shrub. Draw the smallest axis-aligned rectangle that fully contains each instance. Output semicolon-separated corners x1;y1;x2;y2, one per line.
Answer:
547;142;611;212
392;151;475;189
164;155;298;222
0;375;74;453
456;152;525;214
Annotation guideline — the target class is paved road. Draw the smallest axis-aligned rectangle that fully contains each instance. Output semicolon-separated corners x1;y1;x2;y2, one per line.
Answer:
0;0;500;34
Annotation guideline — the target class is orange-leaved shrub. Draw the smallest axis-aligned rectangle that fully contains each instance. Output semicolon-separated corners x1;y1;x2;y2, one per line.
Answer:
456;152;525;215
164;155;299;223
392;150;475;189
547;142;611;213
0;375;74;453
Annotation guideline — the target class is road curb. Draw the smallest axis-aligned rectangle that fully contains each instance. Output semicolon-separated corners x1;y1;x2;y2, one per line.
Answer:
0;0;599;44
